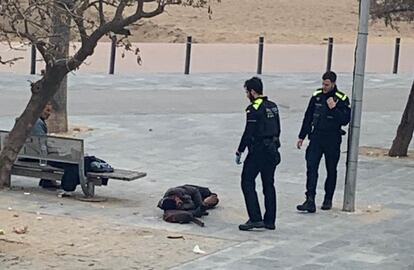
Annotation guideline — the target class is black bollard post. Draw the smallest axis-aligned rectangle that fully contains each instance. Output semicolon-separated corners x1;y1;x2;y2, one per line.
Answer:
30;44;36;75
326;37;334;72
184;36;192;75
257;36;264;75
109;36;117;75
393;37;401;74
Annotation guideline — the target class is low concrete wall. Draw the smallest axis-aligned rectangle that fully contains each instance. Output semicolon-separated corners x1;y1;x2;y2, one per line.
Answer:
1;42;413;74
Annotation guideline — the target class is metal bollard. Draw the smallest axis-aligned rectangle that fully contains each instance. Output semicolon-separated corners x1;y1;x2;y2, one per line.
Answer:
326;37;334;72
30;44;36;75
393;37;401;74
184;36;192;75
257;36;264;75
109;36;117;75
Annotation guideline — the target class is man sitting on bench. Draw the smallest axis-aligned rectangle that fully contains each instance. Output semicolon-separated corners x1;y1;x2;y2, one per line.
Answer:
32;102;80;192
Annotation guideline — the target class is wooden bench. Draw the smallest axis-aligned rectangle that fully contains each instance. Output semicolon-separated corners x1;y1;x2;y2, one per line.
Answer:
0;130;146;197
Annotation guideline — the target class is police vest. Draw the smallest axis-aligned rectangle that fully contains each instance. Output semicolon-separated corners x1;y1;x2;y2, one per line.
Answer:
312;88;347;133
252;98;280;140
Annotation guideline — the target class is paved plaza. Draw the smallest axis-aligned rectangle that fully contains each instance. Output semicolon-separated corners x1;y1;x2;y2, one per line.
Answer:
0;72;413;269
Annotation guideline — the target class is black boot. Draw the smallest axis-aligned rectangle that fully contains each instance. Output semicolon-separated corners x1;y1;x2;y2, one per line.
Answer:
238;220;264;231
321;199;332;210
296;196;316;213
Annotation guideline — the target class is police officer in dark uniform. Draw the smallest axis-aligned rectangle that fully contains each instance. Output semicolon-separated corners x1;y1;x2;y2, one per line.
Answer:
236;77;281;231
296;71;350;213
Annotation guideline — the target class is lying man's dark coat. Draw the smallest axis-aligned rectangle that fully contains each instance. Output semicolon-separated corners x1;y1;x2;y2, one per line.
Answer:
160;185;209;210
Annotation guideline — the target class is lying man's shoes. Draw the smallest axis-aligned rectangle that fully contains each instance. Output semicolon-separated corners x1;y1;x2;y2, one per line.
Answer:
238;220;264;231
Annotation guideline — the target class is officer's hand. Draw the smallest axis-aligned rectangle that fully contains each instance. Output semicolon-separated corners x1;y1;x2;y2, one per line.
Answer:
235;152;242;165
296;139;304;149
327;97;337;109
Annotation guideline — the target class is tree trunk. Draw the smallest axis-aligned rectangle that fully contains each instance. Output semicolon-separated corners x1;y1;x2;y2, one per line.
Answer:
0;71;66;188
48;76;68;133
0;156;12;189
389;80;414;157
47;1;71;133
0;0;119;189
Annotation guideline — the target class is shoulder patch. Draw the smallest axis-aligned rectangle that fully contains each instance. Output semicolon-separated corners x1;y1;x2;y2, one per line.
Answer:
252;98;263;110
335;90;347;101
313;89;323;96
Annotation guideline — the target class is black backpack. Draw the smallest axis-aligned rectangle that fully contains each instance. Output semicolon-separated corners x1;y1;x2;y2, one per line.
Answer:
84;156;114;173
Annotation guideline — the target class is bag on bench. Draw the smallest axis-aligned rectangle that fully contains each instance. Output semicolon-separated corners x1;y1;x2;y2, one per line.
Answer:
163;210;204;227
84;156;114;173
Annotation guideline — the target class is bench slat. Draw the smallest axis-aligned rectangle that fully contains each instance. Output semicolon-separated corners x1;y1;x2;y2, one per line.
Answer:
14;160;64;172
12;167;64;181
87;169;147;181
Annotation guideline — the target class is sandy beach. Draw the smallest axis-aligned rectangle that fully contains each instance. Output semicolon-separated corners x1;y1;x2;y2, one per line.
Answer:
125;0;414;44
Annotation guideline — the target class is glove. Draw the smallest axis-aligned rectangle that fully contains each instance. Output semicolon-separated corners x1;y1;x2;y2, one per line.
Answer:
235;152;242;165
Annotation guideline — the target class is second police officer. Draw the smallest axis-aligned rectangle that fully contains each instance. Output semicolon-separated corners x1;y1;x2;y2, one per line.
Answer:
296;71;351;213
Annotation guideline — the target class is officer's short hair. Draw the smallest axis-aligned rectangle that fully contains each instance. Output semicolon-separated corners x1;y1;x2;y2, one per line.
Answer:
244;77;263;95
322;71;337;83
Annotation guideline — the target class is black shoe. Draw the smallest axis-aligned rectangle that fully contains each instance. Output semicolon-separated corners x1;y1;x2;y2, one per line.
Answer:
264;223;276;230
296;196;316;213
321;199;332;210
238;220;264;231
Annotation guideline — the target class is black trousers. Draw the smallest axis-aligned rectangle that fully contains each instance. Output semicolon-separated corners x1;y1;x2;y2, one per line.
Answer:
48;161;80;192
241;145;280;225
305;135;341;200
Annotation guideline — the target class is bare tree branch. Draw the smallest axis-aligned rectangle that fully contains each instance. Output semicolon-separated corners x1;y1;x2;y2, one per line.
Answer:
114;0;128;20
0;56;24;65
371;0;414;29
98;0;106;26
140;1;165;18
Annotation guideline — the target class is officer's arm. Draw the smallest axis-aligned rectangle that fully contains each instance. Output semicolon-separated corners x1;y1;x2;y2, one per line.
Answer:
275;106;282;147
298;97;315;139
276;105;281;138
331;98;351;126
237;108;257;153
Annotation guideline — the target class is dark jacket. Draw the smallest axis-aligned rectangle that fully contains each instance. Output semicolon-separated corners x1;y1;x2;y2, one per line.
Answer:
238;96;281;153
298;86;351;140
161;185;205;211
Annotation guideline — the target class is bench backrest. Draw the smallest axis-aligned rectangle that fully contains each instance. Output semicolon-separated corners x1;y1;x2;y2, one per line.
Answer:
0;130;86;185
0;130;84;164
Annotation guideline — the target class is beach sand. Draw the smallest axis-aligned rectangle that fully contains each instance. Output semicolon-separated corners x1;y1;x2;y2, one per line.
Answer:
123;0;414;44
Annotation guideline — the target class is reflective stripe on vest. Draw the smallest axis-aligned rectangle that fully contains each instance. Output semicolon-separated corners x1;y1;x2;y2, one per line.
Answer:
313;90;323;96
253;98;263;110
335;91;347;101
